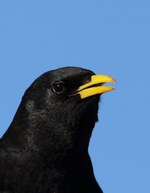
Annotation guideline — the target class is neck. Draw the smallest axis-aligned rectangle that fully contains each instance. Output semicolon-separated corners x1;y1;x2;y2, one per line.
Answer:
1;112;102;192
36;150;101;193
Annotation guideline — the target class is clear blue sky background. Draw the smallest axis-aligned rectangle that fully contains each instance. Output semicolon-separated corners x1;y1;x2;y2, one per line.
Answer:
0;1;150;193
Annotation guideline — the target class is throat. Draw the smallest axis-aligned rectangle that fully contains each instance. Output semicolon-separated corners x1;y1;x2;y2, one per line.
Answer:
39;151;96;192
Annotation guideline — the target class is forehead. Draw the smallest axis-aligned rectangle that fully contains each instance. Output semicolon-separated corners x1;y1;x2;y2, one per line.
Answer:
51;67;95;81
31;67;95;89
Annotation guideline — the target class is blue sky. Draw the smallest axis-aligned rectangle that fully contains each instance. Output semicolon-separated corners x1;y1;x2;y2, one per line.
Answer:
0;1;150;192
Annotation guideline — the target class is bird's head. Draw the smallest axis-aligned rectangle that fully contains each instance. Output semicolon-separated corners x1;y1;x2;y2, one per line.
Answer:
9;67;115;155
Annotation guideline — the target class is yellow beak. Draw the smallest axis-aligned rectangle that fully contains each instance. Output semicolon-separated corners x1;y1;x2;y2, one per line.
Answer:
76;75;116;99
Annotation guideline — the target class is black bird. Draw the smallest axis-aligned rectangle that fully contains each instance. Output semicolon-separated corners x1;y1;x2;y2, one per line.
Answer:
0;67;115;193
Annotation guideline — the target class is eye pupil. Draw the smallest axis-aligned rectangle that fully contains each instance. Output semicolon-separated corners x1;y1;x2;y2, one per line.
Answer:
52;82;65;94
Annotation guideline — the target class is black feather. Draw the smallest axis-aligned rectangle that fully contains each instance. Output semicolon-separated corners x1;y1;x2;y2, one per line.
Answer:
0;67;103;193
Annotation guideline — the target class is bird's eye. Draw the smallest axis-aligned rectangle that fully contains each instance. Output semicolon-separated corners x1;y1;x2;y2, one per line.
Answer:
52;82;65;94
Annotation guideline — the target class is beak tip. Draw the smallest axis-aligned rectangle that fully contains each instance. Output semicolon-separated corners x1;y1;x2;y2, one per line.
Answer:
110;77;116;83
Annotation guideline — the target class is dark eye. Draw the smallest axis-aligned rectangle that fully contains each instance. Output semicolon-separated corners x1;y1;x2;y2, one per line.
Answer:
52;82;65;94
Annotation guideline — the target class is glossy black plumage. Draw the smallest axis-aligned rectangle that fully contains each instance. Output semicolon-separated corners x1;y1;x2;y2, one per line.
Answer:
0;67;103;193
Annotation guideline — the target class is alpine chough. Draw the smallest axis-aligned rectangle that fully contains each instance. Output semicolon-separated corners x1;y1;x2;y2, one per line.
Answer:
0;67;115;193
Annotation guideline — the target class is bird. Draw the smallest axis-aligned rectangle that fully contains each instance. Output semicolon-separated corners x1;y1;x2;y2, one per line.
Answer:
0;67;115;193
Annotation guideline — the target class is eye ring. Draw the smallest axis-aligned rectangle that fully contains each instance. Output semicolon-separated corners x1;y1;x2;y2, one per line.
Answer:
52;82;65;95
